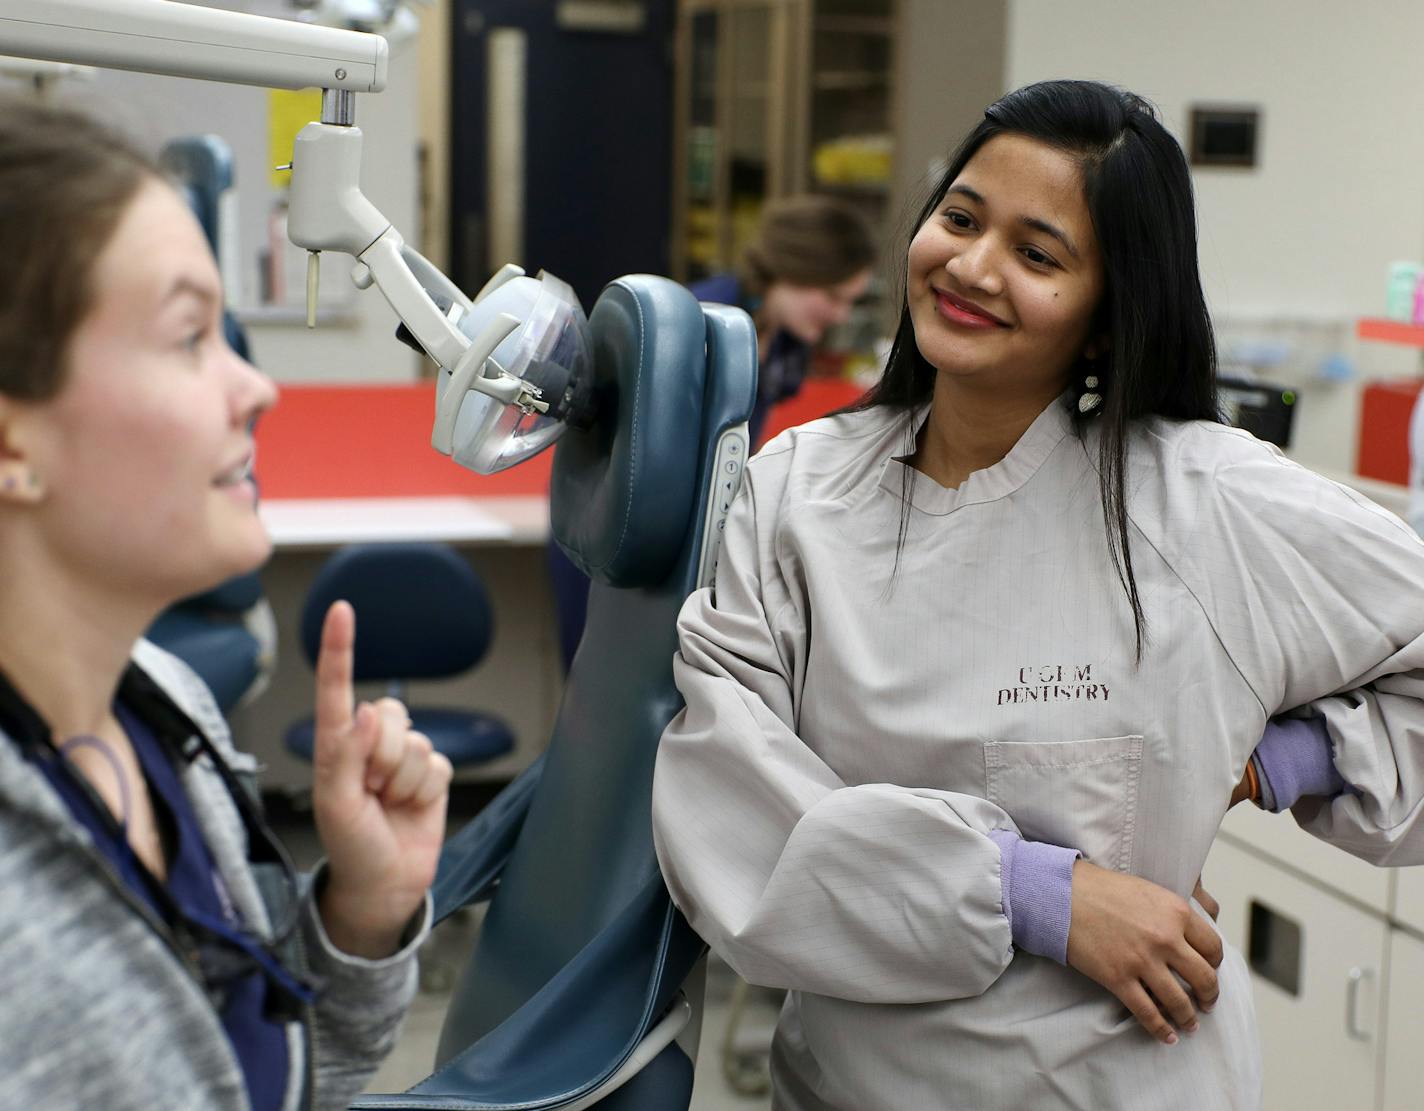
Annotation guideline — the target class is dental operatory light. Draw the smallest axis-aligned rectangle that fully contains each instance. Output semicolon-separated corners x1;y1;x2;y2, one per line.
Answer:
0;0;592;475
430;266;595;474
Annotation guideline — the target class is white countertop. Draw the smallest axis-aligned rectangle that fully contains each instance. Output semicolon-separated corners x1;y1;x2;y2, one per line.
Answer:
259;495;550;549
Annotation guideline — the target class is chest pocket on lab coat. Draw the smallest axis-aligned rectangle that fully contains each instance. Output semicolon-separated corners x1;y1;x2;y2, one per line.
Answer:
984;735;1143;872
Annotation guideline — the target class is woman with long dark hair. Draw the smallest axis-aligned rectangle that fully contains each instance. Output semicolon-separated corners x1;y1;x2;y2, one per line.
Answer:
653;80;1423;1108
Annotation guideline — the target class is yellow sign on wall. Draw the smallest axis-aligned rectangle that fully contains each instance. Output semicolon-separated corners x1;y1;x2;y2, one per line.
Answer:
268;88;322;189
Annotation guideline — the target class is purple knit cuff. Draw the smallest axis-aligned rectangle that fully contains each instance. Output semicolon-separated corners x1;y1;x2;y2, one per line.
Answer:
989;829;1079;965
1253;715;1344;813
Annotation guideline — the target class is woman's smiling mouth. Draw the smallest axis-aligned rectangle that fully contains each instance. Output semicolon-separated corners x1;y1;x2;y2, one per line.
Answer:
932;287;1010;329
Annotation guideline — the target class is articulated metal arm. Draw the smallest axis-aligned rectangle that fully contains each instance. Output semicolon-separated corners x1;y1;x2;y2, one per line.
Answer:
0;0;387;91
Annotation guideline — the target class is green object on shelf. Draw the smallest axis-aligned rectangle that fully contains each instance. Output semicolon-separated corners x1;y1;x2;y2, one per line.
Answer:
688;126;717;199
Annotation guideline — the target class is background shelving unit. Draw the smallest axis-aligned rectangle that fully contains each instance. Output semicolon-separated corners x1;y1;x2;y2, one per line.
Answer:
671;0;898;375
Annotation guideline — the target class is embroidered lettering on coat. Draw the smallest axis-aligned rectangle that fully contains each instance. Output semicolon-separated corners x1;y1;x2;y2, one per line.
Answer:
997;663;1109;705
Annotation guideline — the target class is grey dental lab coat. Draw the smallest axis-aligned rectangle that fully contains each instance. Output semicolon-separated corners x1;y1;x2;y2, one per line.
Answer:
652;398;1424;1110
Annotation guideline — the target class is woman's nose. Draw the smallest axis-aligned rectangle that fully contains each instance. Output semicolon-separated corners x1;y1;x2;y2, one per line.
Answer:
227;346;278;424
947;237;1002;295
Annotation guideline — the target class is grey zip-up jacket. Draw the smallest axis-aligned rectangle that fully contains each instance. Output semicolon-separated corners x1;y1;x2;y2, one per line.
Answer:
0;639;430;1110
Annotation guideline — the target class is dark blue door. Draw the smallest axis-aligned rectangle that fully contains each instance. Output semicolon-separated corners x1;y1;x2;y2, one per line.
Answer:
449;0;674;311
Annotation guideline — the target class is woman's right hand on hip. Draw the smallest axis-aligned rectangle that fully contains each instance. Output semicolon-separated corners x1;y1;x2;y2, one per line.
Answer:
1065;858;1223;1046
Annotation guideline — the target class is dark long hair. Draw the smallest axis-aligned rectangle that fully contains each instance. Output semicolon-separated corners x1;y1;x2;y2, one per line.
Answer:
861;80;1219;659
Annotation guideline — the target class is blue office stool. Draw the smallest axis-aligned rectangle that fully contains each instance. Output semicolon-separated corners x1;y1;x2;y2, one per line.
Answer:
282;543;514;768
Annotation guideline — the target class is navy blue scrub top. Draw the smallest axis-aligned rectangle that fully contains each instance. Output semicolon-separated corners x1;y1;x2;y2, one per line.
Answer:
31;701;290;1111
689;272;811;448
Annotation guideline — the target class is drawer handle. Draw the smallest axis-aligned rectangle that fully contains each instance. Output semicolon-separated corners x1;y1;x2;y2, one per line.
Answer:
1345;966;1374;1042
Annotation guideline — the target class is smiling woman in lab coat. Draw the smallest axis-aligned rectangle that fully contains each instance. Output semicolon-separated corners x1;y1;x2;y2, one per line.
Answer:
652;80;1424;1110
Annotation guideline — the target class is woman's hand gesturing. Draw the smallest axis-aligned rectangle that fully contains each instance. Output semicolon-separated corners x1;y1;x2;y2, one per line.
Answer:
310;601;453;959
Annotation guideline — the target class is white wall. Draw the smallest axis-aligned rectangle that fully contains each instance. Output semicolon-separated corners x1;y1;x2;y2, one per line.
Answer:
416;0;453;270
892;0;1006;243
1004;0;1424;474
1006;0;1424;319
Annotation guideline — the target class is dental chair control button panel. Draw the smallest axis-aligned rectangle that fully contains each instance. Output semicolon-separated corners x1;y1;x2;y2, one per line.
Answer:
697;423;750;589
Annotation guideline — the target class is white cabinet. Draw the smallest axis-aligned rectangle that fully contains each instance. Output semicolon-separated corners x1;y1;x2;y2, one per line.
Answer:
1382;930;1424;1111
1220;803;1391;914
1204;837;1388;1111
1394;866;1424;935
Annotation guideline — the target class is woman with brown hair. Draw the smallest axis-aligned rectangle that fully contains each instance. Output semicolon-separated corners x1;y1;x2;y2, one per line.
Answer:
0;100;451;1109
693;194;877;446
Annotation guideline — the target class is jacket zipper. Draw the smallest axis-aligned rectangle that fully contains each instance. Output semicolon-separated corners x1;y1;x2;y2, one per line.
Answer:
293;919;318;1111
65;826;316;1111
72;830;208;984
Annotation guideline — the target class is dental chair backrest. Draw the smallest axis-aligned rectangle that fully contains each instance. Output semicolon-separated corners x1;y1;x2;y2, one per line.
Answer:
374;275;756;1110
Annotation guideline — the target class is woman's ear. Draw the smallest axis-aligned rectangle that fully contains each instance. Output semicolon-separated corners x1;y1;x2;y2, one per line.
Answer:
1083;334;1110;361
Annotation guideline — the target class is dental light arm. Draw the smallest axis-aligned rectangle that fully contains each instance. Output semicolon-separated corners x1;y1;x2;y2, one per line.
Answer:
0;0;551;441
0;0;386;91
285;109;549;420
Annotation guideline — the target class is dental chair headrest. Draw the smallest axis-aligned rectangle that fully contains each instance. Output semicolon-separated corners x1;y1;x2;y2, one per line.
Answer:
550;277;706;588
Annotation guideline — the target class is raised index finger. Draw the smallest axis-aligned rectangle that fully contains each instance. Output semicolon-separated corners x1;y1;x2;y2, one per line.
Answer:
315;600;357;738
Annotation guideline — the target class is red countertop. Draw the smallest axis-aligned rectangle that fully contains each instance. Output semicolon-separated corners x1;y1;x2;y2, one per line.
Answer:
254;379;868;499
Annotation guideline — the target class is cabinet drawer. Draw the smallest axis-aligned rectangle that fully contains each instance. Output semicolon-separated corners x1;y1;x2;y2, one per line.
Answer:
1204;837;1387;1110
1221;802;1391;914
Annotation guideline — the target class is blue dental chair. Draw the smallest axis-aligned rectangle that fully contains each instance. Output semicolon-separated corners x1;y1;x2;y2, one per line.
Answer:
352;275;757;1109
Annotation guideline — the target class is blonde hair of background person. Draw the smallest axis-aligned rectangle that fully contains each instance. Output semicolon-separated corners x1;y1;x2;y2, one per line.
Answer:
0;99;451;1111
652;79;1424;1110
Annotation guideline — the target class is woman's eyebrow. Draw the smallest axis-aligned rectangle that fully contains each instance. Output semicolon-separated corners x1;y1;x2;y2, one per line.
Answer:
159;276;218;309
945;184;1080;260
1022;216;1079;259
